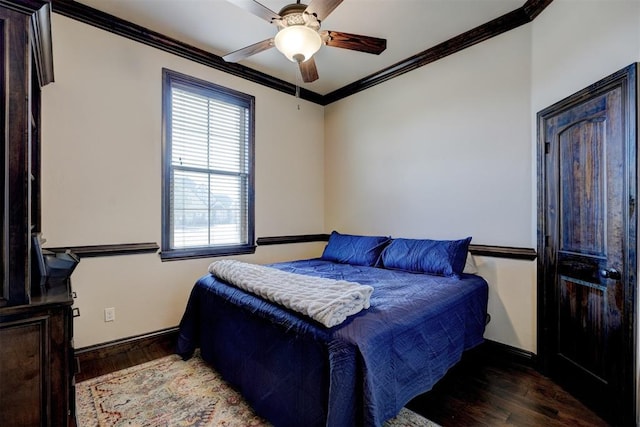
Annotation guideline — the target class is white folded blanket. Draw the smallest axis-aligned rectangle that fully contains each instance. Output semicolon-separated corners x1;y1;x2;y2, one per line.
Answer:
208;260;374;328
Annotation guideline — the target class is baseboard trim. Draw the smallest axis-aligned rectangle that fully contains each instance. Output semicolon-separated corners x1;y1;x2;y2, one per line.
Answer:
481;339;537;366
74;327;537;377
75;326;178;362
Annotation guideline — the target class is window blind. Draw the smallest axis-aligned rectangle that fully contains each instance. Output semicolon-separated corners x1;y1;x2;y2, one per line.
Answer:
164;73;253;256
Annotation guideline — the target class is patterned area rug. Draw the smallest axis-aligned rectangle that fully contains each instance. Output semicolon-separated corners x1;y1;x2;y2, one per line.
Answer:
76;352;439;427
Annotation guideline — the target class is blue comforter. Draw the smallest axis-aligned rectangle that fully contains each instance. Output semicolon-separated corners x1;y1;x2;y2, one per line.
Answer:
177;259;488;427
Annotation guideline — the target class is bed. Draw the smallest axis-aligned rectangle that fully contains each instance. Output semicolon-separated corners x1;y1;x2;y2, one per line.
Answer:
176;233;489;427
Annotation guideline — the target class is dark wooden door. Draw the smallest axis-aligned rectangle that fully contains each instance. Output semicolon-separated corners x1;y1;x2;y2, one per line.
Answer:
537;64;637;426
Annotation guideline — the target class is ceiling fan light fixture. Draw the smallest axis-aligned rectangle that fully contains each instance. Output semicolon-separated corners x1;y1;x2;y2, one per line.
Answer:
274;25;322;63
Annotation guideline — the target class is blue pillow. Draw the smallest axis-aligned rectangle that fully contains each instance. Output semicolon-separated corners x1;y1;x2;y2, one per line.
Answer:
321;231;391;267
380;237;472;276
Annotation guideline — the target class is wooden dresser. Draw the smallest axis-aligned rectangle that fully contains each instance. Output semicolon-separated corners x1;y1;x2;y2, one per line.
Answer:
0;281;75;426
0;1;69;426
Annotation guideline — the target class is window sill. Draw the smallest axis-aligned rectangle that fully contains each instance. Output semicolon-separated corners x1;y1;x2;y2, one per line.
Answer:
160;245;256;261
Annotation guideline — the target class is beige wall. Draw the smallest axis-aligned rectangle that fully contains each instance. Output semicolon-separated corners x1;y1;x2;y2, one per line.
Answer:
531;0;640;112
325;25;533;246
41;15;326;348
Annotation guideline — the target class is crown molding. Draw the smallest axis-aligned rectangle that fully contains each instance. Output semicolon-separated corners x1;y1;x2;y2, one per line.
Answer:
50;0;324;104
51;0;553;106
322;0;553;104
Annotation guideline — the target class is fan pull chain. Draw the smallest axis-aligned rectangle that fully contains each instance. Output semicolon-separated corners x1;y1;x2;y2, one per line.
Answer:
293;60;303;101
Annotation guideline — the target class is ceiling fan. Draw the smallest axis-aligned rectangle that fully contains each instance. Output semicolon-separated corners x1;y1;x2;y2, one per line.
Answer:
223;0;387;83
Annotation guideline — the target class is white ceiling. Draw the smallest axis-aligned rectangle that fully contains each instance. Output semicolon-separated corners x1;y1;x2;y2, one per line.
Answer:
73;0;525;95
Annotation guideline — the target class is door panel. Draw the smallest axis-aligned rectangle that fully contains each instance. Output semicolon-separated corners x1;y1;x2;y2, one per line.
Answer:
537;64;636;426
558;275;606;379
559;119;606;256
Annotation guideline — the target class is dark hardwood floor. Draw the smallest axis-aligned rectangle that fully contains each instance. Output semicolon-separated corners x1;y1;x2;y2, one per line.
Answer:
75;333;177;383
407;346;610;427
75;337;611;426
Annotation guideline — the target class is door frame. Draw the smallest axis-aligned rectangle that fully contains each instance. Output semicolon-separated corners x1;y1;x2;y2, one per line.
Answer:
536;63;637;425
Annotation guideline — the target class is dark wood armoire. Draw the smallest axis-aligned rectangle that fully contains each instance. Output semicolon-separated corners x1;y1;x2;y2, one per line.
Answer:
0;2;73;426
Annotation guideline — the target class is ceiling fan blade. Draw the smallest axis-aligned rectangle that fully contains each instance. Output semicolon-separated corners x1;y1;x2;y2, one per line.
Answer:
226;0;280;23
299;58;319;83
222;38;274;62
304;0;343;22
323;31;387;55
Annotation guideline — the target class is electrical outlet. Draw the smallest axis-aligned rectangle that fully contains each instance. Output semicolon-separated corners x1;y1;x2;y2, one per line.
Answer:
104;307;115;322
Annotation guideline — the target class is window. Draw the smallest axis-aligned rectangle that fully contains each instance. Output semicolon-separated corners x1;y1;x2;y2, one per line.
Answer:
161;69;255;260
